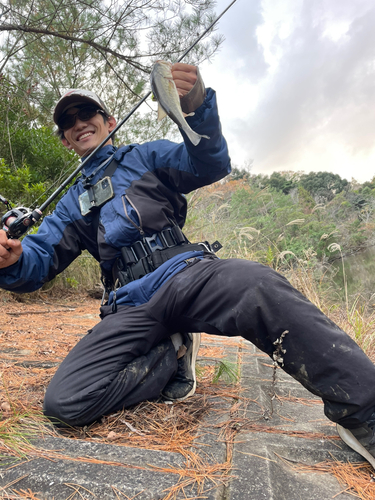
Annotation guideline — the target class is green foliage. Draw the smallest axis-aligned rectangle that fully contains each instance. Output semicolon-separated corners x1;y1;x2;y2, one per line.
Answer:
0;80;77;211
361;176;375;191
299;171;349;202
0;159;43;209
265;246;276;267
268;171;295;194
184;168;375;273
65;277;79;289
6;127;76;183
297;185;315;212
230;167;250;181
212;360;239;384
49;252;101;292
243;188;336;262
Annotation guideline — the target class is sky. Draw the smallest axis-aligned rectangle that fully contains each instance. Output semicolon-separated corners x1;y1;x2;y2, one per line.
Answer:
199;0;375;183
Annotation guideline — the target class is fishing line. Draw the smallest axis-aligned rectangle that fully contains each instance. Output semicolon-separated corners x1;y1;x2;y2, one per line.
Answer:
177;0;238;62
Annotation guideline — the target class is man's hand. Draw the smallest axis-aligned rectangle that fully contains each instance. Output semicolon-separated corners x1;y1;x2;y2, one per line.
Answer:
171;63;197;97
0;230;22;269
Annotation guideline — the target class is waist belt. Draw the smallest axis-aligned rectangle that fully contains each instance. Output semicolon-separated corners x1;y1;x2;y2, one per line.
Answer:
112;225;221;288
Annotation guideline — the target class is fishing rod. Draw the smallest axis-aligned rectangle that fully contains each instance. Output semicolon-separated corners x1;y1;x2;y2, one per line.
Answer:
1;0;238;239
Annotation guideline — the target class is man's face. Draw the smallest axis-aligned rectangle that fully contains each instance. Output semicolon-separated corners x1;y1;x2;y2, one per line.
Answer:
61;106;116;157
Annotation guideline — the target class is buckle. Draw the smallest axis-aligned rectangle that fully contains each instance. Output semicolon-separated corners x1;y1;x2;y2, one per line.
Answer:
132;240;148;260
170;225;186;244
160;228;176;248
198;242;211;253
121;246;137;266
129;257;153;280
143;233;165;253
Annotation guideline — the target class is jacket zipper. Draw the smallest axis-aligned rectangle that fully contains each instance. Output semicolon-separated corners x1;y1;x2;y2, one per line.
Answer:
121;194;145;236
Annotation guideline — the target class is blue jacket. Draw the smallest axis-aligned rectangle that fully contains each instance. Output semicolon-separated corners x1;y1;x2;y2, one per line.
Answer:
0;89;231;306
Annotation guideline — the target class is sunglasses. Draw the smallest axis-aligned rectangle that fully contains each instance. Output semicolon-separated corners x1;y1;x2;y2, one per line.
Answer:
58;106;105;130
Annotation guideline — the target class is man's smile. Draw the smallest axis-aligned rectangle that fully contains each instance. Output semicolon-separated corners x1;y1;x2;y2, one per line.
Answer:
77;131;94;141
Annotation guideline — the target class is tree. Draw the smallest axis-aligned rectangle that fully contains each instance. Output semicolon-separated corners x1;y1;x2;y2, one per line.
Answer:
0;0;225;210
230;167;250;181
0;0;223;144
299;171;349;203
296;185;315;213
0;78;76;211
268;172;295;194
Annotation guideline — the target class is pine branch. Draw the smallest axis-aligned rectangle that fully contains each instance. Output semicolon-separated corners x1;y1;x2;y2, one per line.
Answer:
0;23;150;73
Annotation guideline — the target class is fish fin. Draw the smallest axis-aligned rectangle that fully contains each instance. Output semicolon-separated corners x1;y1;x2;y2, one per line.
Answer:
157;104;167;121
183;127;210;147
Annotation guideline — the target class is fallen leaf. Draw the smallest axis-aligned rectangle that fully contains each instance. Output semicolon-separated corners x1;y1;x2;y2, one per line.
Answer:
107;431;120;441
1;402;11;412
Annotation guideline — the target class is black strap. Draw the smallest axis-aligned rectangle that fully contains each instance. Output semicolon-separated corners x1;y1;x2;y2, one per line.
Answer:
150;243;205;268
112;235;218;288
103;157;119;178
83;157;118;187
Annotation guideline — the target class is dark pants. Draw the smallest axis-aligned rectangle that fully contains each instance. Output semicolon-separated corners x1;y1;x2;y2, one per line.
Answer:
44;258;375;427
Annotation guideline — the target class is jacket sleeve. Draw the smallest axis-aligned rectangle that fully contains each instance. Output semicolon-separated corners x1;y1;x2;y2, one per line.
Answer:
0;194;85;293
141;88;231;194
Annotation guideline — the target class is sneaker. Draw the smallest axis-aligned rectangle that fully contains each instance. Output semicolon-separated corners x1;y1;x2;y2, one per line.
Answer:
337;414;375;469
162;332;201;401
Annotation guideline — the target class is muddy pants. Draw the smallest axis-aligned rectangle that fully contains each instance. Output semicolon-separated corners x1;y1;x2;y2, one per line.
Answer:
44;258;375;427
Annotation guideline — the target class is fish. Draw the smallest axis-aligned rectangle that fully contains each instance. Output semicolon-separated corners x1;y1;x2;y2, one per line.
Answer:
150;60;210;146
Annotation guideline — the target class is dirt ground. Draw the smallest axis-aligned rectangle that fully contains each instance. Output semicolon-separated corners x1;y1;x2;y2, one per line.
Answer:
0;291;239;447
0;293;98;413
0;293;100;363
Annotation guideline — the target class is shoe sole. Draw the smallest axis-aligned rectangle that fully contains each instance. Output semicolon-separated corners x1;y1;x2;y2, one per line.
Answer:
173;332;201;401
337;423;375;469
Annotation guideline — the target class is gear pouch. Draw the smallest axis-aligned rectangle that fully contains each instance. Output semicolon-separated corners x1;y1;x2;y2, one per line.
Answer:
79;176;114;216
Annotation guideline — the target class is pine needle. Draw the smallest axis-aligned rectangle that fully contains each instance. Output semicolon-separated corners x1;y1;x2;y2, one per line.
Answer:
275;453;375;500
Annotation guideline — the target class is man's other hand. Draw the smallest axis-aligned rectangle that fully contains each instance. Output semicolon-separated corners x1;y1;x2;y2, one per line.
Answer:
0;230;22;269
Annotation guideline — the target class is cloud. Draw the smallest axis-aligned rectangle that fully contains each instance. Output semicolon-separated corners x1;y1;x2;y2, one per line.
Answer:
252;4;375;160
214;0;268;82
203;0;375;182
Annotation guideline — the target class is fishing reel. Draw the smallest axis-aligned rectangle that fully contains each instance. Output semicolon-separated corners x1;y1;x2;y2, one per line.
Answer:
0;196;42;239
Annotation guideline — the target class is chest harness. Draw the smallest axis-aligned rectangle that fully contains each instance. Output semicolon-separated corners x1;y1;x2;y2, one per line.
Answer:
83;154;222;301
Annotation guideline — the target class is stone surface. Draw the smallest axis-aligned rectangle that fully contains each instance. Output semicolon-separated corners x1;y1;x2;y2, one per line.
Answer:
0;335;369;499
1;439;183;499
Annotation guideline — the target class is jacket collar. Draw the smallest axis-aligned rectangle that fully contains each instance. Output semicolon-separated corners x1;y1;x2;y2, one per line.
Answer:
81;145;117;177
80;144;135;177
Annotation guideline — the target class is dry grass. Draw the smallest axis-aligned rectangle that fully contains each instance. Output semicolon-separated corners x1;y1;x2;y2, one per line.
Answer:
0;370;237;499
276;454;375;500
2;181;375;498
59;396;211;454
185;183;375;362
0;301;244;499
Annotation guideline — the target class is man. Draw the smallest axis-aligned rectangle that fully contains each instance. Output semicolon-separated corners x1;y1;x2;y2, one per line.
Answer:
0;63;374;467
